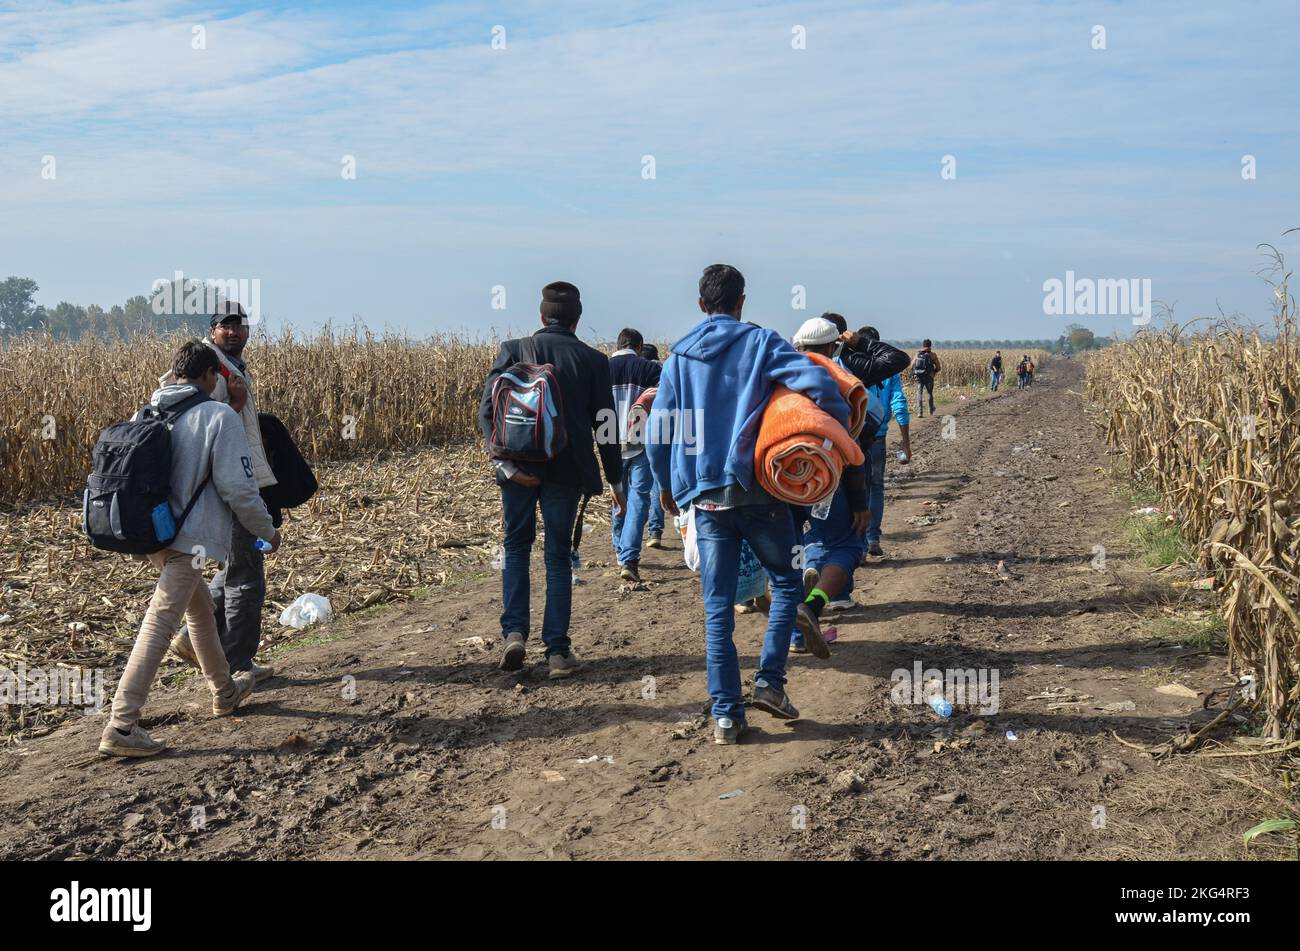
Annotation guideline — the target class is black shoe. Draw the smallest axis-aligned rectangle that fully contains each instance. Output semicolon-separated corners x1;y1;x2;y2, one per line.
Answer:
751;683;800;720
500;633;526;671
794;604;830;659
868;542;884;557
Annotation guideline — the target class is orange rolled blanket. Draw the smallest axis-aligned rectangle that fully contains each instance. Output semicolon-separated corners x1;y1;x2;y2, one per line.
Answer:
754;384;865;506
803;351;868;440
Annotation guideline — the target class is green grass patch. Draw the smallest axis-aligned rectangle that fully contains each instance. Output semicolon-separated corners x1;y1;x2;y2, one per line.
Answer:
1144;613;1227;652
1126;512;1194;568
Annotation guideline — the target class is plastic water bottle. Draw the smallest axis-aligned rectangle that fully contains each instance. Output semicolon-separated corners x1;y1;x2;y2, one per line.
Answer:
810;498;832;521
254;538;273;552
927;691;953;718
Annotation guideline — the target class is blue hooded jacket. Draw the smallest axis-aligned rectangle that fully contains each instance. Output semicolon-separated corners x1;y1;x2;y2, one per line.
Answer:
646;315;850;508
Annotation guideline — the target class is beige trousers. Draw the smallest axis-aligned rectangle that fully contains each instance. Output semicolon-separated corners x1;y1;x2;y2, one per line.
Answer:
108;550;234;731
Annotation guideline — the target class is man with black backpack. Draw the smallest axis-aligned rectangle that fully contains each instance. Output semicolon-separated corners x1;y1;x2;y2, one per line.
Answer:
95;341;280;758
912;339;941;417
479;281;625;679
168;302;279;683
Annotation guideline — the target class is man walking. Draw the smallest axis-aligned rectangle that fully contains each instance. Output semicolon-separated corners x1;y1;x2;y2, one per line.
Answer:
835;323;911;558
609;328;661;581
989;350;1003;391
912;338;941;417
479;282;625;679
99;341;280;758
639;343;668;549
647;265;850;745
169;302;278;683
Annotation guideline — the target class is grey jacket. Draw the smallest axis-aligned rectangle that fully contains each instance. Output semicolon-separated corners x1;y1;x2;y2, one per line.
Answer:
142;384;276;563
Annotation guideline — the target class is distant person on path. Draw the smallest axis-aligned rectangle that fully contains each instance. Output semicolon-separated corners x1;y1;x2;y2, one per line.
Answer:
99;341;279;758
168;302;279;684
608;328;661;581
479;282;625;680
1016;354;1030;389
851;325;912;558
1026;355;1036;386
638;343;668;549
647;264;850;745
912;339;941;417
989;350;1003;391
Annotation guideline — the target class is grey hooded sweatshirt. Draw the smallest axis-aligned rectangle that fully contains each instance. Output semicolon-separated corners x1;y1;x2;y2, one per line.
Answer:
143;384;276;563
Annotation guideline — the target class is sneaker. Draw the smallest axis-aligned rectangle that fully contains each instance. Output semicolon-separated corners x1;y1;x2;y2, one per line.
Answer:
619;562;641;583
735;600;758;615
789;636;808;654
548;652;580;680
802;567;820;595
753;591;772;614
751;683;800;720
500;632;526;671
169;633;200;669
714;717;746;745
248;661;275;684
646;533;663;550
98;724;165;758
212;670;257;717
868;542;885;557
795;603;831;659
826;597;856;611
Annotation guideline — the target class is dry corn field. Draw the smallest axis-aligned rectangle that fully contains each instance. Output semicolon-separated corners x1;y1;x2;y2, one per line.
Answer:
0;329;499;504
1087;302;1299;737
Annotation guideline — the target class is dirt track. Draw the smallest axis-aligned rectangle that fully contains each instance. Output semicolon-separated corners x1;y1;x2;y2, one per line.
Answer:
1;361;1290;860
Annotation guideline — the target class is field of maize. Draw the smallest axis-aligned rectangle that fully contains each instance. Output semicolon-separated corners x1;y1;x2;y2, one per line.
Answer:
0;333;1041;506
1087;297;1299;737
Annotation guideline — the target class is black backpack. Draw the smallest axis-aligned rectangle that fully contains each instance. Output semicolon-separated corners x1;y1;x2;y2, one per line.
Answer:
912;351;933;376
82;391;211;555
258;413;318;509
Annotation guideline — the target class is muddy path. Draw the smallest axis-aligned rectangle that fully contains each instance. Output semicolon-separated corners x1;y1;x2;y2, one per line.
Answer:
1;361;1290;860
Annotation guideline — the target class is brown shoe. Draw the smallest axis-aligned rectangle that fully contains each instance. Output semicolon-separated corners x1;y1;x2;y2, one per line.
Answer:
548;652;580;680
213;671;256;717
170;633;200;669
99;724;165;758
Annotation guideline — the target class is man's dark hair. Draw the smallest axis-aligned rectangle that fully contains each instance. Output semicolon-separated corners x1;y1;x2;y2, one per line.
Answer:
640;343;660;361
859;326;880;342
821;312;847;334
699;264;745;314
617;328;644;352
922;338;932;348
173;340;220;381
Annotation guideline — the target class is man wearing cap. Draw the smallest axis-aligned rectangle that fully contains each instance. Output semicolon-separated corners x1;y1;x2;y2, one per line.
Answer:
167;301;280;683
479;281;626;679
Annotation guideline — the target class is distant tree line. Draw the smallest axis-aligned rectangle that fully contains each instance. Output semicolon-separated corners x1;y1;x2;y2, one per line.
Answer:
0;276;218;341
896;325;1110;353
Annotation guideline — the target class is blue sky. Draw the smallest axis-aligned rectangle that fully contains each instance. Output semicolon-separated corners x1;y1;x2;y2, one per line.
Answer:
2;0;1297;343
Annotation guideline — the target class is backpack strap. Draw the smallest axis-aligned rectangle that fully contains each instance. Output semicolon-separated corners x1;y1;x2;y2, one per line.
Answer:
572;494;591;551
161;389;214;535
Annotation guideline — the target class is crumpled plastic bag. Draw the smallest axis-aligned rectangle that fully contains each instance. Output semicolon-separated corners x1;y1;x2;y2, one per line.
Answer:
279;593;332;629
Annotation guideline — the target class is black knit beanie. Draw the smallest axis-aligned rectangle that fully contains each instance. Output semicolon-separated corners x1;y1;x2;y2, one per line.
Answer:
540;281;582;323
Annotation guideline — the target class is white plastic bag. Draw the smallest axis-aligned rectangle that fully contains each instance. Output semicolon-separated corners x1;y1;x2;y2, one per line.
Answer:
677;506;699;572
279;593;333;629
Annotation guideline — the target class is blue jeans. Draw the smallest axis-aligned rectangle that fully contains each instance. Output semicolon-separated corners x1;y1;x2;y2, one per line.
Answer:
865;437;887;545
499;479;580;657
695;503;802;723
990;370;1001;391
648;467;665;537
804;487;865;592
611;452;653;565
